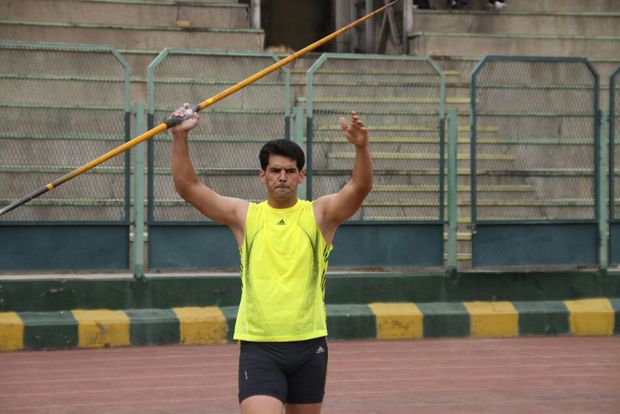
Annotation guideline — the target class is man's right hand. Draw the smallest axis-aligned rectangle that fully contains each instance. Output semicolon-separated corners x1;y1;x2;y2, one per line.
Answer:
171;103;200;135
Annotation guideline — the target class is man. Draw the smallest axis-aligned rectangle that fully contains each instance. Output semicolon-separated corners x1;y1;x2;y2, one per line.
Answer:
170;103;373;414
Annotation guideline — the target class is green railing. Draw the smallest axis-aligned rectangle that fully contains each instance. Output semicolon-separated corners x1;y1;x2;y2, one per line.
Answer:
145;49;290;269
470;56;602;268
305;53;446;267
1;45;617;273
0;41;132;271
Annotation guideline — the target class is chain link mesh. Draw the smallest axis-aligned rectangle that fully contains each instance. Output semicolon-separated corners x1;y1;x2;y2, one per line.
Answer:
148;50;290;222
472;57;598;222
307;54;444;221
0;42;130;222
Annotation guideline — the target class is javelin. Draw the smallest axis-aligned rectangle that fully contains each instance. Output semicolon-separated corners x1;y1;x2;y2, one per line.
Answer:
0;0;400;217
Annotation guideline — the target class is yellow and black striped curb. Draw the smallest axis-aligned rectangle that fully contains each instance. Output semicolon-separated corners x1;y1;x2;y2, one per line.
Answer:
1;298;619;351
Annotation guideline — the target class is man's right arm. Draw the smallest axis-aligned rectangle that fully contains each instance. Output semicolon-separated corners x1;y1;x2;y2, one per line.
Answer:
170;107;247;245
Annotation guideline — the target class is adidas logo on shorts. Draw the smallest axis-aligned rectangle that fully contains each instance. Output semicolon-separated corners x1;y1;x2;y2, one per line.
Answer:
316;346;325;354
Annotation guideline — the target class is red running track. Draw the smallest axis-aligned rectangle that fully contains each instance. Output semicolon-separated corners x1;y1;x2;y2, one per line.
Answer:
0;336;619;414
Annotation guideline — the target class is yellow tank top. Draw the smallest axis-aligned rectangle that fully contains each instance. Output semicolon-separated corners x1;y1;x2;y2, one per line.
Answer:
234;200;332;342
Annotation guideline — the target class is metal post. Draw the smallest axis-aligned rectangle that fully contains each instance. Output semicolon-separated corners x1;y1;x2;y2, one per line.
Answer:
403;0;413;54
294;105;307;200
598;110;609;271
365;0;375;53
447;108;458;272
334;0;350;52
350;0;359;52
132;103;145;279
251;0;261;29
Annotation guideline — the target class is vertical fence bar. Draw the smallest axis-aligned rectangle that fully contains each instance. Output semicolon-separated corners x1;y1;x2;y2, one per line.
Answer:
365;0;374;53
306;117;314;200
306;54;323;201
598;110;609;271
283;65;292;140
123;111;132;222
294;105;307;200
447;108;458;272
469;59;480;230
349;0;358;52
133;103;145;279
610;68;619;265
610;67;618;223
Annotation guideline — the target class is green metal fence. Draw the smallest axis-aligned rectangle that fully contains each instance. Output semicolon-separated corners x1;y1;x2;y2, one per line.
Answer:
0;41;131;271
1;45;616;272
611;65;620;265
470;56;600;268
146;49;291;269
305;53;446;266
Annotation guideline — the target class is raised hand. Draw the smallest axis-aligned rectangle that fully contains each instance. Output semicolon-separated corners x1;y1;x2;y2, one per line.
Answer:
171;103;200;134
340;111;368;148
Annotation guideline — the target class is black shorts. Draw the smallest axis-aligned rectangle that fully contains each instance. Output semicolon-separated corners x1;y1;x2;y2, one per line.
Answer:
238;336;328;404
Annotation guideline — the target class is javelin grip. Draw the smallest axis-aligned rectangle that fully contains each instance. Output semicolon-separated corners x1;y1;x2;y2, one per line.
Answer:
165;116;187;129
164;103;201;128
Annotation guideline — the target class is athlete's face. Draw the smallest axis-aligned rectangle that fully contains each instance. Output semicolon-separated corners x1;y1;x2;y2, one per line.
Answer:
259;154;305;206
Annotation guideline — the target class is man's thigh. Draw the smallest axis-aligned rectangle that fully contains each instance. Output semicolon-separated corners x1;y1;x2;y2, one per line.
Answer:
238;341;288;404
286;337;328;405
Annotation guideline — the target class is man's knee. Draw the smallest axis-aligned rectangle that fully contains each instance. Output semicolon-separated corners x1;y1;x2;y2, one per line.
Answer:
240;395;283;414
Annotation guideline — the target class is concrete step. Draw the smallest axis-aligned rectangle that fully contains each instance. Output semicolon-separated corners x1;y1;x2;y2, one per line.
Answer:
0;77;128;106
1;170;127;200
152;172;263;200
143;0;240;3
444;231;472;241
0;202;126;222
351;203;594;222
510;0;619;12
148;108;285;147
410;31;620;58
0;20;264;52
303;70;444;85
432;56;620;83
412;10;620;36
1;0;249;29
312;175;443;198
152;82;289;110
367;184;536;202
355;205;441;221
427;0;618;12
150;134;280;168
121;49;288;101
0;106;126;136
0;138;129;168
302;84;446;99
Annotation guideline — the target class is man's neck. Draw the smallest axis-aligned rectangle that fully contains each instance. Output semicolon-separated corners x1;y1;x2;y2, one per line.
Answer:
267;197;298;209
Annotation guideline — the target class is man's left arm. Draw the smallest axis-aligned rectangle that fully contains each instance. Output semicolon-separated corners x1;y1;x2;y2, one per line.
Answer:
314;112;373;244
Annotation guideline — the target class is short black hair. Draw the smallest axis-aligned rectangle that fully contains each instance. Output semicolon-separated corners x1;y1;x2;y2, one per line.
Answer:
259;139;305;171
